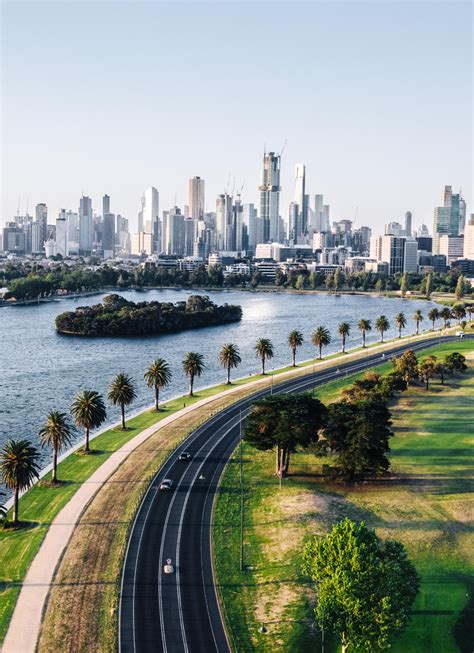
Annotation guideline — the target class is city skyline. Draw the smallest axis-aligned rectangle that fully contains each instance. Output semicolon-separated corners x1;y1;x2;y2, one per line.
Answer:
2;1;472;231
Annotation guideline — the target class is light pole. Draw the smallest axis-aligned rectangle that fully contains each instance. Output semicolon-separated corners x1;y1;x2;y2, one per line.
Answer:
239;408;244;572
270;367;274;395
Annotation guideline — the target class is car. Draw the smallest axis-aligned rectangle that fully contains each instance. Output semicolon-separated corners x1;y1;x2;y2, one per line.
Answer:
159;479;173;491
179;451;191;461
455;331;464;338
163;558;174;574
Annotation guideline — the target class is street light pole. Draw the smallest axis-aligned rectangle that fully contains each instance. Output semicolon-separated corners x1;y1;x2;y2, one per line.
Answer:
239;409;244;572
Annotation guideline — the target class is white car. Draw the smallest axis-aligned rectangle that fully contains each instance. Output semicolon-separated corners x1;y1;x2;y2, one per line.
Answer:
159;479;173;491
163;558;174;574
455;331;464;338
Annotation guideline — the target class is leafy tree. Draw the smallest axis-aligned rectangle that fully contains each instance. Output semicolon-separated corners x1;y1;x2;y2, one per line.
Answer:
358;319;371;348
428;307;439;330
375;315;390;342
312;326;331;359
395;312;406;338
424;273;432;299
322;400;393;482
375;278;383;294
71;390;107;452
393;350;419;385
182;352;205;396
0;439;40;525
39;411;74;482
144;358;172;410
244;394;327;477
338;322;350;353
326;273;334;292
413;309;423;335
455;274;464;300
287;330;304;367
334;268;344;291
295;274;307;290
255;338;274;375
440;306;452;328
451;303;466;324
400;272;408;297
444;352;467;374
108;373;137;429
218;343;241;384
303;519;420;652
419;356;437;390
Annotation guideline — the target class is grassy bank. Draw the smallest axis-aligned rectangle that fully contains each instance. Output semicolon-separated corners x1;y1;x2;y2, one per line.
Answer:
213;340;474;652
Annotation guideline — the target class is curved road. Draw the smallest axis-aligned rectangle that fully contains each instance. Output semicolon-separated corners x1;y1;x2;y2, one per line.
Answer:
119;335;467;653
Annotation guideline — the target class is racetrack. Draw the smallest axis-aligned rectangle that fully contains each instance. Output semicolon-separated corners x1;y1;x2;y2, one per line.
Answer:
119;335;468;653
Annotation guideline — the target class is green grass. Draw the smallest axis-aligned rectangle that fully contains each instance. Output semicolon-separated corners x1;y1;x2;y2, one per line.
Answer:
213;340;474;652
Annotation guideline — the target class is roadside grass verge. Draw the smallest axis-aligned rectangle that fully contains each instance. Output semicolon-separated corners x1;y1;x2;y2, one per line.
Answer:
213;340;474;652
0;329;467;644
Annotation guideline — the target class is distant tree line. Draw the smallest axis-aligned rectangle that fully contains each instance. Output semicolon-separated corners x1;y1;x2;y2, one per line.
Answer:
55;294;242;336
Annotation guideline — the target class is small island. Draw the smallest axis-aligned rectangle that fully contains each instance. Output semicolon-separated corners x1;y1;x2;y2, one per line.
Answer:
55;293;243;336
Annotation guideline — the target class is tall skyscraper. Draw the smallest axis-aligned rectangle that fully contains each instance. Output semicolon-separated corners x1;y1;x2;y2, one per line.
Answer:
404;211;412;237
293;164;308;241
242;203;257;251
79;196;93;256
463;215;474;259
103;213;116;258
259;151;281;242
216;193;233;250
56;211;68;258
232;195;244;251
432;185;465;254
34;203;48;253
102;194;110;217
163;207;185;256
143;187;159;250
189;176;205;220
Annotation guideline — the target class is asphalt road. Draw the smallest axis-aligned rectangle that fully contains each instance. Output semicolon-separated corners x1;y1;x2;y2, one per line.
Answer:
119;335;468;653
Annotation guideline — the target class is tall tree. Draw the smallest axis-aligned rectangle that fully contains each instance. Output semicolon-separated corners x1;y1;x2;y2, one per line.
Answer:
287;330;304;367
71;390;107;453
39;411;74;483
312;326;331;359
182;352;205;396
440;306;452;328
424;272;432;299
413;309;423;335
393;349;419;386
455;274;464;300
334;268;344;292
444;352;467;374
451;303;466;324
108;373;137;429
419;356;437;390
303;519;420;653
400;272;408;297
358;319;371;348
218;343;241;384
427;307;440;330
244;394;327;477
0;439;40;525
395;312;406;338
338;322;350;353
375;315;390;343
144;358;172;410
254;338;274;375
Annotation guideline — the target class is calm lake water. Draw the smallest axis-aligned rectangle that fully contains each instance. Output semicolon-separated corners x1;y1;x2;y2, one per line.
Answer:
0;289;435;470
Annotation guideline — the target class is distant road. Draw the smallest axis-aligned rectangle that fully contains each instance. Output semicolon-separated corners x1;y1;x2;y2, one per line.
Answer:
119;335;470;653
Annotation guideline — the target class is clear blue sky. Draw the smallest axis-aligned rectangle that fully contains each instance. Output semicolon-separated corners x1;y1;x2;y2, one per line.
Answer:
1;0;472;233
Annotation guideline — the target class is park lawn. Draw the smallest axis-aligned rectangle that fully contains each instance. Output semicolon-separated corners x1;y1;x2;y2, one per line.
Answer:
213;340;474;653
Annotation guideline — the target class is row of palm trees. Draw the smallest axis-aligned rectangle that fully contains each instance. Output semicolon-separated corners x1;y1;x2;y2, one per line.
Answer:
2;304;471;524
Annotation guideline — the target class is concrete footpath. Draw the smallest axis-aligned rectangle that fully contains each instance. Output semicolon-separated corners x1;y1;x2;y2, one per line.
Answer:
1;331;445;652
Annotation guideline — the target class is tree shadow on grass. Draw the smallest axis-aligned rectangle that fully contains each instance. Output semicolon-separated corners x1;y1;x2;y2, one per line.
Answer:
453;573;474;653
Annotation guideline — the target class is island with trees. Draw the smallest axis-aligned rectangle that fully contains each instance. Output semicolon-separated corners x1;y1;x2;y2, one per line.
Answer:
55;293;242;336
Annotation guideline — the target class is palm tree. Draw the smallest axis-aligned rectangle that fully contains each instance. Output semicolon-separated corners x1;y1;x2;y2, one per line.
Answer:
182;352;205;396
144;358;172;411
39;411;74;483
375;315;390;343
312;326;331;359
358;319;371;348
413;309;423;335
338;322;350;353
440;306;451;328
71;390;107;452
255;338;274;375
0;439;40;525
108;373;137;429
395;312;407;338
428;307;440;330
451;304;466;324
219;343;242;384
287;330;304;367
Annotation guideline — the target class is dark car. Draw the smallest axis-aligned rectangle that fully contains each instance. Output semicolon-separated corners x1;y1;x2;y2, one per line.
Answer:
179;451;191;461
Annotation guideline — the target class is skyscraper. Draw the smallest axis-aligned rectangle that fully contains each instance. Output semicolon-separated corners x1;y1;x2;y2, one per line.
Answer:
102;194;110;217
34;203;48;253
293;164;307;241
216;193;233;251
463;215;474;259
259;151;281;242
143;187;159;250
404;211;412;237
432;185;465;254
56;211;68;258
242;203;257;251
79;196;93;255
189;176;205;220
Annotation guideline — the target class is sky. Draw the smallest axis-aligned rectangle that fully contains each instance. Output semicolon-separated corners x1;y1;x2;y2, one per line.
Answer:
1;0;472;234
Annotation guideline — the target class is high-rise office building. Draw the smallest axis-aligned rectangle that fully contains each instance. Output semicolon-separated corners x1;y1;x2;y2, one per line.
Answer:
404;211;412;237
432;185;465;254
463;215;474;259
163;207;185;256
242;203;257;251
189;176;205;220
33;203;47;253
293;164;307;241
102;194;110;217
103;213;116;258
233;196;244;251
259;151;281;242
403;239;418;273
56;210;69;257
79;196;93;256
216;193;233;251
143;187;159;250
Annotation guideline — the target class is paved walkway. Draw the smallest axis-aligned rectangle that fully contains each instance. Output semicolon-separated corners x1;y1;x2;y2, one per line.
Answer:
1;332;438;652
